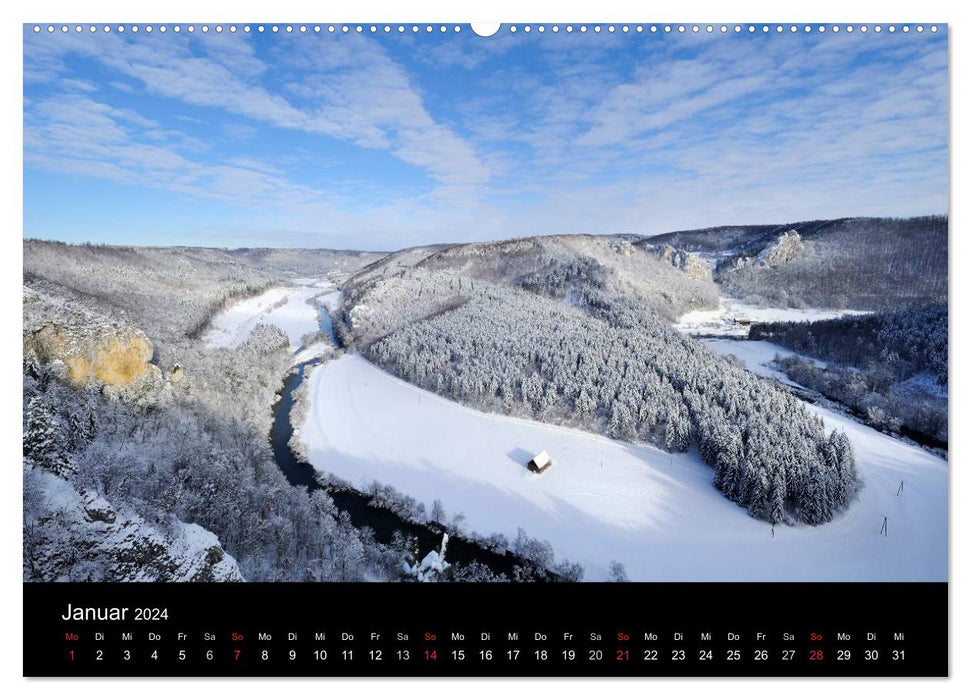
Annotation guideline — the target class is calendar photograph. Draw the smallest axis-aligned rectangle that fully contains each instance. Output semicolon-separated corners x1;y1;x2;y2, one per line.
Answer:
22;23;947;589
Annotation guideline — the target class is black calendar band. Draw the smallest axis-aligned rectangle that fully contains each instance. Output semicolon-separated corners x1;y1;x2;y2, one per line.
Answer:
24;582;947;677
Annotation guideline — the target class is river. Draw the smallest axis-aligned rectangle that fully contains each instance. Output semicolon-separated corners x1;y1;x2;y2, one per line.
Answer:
267;292;541;579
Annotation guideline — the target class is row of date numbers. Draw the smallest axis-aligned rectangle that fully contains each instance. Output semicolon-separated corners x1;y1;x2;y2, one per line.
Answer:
68;647;907;663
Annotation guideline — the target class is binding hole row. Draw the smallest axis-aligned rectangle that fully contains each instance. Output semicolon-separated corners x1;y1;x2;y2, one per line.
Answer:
31;24;940;35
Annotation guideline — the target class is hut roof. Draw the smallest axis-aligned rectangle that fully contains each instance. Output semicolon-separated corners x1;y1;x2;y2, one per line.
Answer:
531;451;552;468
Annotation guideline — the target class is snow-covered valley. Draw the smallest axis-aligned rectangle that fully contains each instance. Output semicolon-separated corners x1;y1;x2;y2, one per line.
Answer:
196;273;946;584
298;351;947;583
700;338;828;386
204;281;336;352
22;232;948;585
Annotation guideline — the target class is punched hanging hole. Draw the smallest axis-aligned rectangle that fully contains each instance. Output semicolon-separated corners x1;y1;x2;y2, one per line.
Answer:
470;23;501;37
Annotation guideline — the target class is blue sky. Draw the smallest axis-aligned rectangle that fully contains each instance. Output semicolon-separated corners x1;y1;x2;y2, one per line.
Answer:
23;25;948;251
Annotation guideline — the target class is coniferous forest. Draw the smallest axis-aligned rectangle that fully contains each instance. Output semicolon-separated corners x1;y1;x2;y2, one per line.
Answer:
362;277;859;526
751;304;948;443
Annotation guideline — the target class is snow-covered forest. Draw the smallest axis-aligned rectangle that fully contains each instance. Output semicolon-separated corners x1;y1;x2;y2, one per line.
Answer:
24;350;402;581
24;240;276;341
650;217;947;310
751;303;947;385
751;304;948;443
219;247;385;279
344;260;858;525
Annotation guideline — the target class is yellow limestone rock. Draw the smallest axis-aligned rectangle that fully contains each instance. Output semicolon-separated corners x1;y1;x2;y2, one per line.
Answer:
25;323;156;389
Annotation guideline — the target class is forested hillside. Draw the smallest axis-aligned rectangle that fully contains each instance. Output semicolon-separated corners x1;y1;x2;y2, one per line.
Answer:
24;240;278;341
221;247;385;279
348;234;719;324
751;304;947;385
751;304;947;443
647;217;947;310
23;240;386;340
344;267;859;526
648;223;789;254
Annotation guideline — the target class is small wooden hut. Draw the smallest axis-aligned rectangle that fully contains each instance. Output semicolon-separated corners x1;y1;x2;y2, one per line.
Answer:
527;451;554;474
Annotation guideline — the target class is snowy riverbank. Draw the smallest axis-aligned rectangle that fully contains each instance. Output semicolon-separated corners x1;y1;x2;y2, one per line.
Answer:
204;281;338;354
699;338;826;386
298;353;947;582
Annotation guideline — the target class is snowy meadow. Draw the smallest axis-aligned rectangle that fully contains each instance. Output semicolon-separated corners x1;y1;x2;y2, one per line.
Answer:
298;352;945;582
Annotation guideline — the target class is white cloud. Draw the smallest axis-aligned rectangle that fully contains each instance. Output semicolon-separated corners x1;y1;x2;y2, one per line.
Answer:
24;31;489;198
22;29;947;250
24;91;330;211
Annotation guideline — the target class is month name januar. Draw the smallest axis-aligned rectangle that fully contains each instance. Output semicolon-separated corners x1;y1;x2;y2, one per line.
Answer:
61;604;129;621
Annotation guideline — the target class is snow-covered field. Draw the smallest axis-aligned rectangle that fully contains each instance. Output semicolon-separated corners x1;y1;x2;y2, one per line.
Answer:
299;353;947;582
204;282;336;352
699;338;825;386
677;297;867;336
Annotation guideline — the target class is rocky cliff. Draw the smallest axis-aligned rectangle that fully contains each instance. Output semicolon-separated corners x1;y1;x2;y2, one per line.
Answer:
24;468;244;582
23;285;163;390
645;243;713;281
729;229;805;270
24;323;161;389
756;230;804;266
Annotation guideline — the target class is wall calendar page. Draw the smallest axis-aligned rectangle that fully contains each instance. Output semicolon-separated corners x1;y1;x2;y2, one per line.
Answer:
21;18;949;680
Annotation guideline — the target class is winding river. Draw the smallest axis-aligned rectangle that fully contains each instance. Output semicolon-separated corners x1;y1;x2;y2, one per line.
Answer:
267;297;539;578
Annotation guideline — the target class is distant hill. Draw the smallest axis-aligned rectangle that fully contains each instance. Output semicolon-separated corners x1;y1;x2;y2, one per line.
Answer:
220;247;384;278
345;233;720;329
646;216;947;310
23;240;379;342
24;241;277;342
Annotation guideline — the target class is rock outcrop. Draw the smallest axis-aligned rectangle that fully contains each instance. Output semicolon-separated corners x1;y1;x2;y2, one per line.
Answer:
646;244;713;281
23;323;161;389
756;230;804;267
730;230;805;271
612;239;636;257
24;469;245;583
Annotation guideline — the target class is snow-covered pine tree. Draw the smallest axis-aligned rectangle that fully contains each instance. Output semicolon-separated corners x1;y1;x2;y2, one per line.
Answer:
766;465;788;525
609;403;636;441
746;462;771;520
24;395;71;476
714;433;744;501
68;407;96;453
825;430;857;509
